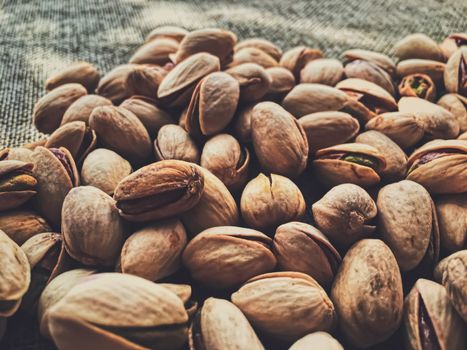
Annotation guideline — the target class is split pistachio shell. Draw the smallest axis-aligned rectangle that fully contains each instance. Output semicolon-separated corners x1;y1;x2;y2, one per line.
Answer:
396;59;445;84
439;33;467;59
120;219;187;281
226;63;272;102
235;38;282;61
0;160;37;211
289;332;343;350
240;174;306;232
435;194;467;252
48;273;189;350
300;58;344;86
61;94;112;125
331;239;403;348
444;47;467;95
96;64;137;104
394;33;445;62
0;229;31;317
45;61;100;92
81;148;132;196
231;47;278;68
312;184;377;246
280;46;323;78
0;209;51;245
399;73;436;101
403;279;466;350
129;38;179;65
264;67;296;101
437;93;467;133
155;124;200;163
342;49;396;76
182;226;276;289
407;139;467;194
251;102;308;178
232;272;336;341
344;60;395;95
145;26;188;43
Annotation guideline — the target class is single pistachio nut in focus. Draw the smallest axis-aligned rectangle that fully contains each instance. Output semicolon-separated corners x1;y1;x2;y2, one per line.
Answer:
0;209;51;245
344;59;395;95
437;93;467;133
393;33;445;62
264;66;296;101
61;94;112;126
280;46;323;78
226;63;272;102
129;38;179;66
341;49;396;76
155;124;200;164
0;160;37;212
300;58;344;86
435;194;467;252
289;332;343;350
444;47;467;96
145;25;188;43
96;64;138;104
234;38;282;61
398;73;437;101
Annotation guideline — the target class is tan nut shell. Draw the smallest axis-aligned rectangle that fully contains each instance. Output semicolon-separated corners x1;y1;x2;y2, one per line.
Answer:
45;61;100;92
264;67;296;101
289;332;343;350
226;63;272;102
96;64;137;104
231;47;278;68
129;38;179;65
396;59;445;84
0;160;37;211
235;38;282;61
341;49;396;76
61;94;112;126
280;46;323;78
435;194;467;252
155;124;200;164
344;60;395;95
0;209;51;245
394;33;445;61
233;104;255;143
300;58;344;86
437;93;467;133
444;47;467;94
145;26;188;43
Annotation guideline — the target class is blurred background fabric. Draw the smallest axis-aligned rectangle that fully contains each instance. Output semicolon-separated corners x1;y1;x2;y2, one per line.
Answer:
0;0;465;349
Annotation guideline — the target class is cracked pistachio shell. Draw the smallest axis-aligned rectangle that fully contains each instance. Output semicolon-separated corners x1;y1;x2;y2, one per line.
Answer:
231;47;278;68
157;53;221;108
145;26;188;43
233;104;255;143
440;33;467;59
0;209;51;245
232;271;336;341
0;160;37;211
342;49;396;76
299;111;360;154
182;226;276;289
189;297;264;350
273;222;341;289
235;38;282;61
89;105;152;165
344;60;395;95
437;93;467;133
155;124;200;163
403;279;466;350
398;96;460;139
45;62;100;92
394;33;445;62
444;47;467;95
62;186;125;267
81;148;132;196
312;184;377;246
200;134;249;191
396;59;445;84
32;147;78;228
407;139;467;194
124;65;167;98
33;83;87;134
356;130;407;181
119;219;187;281
226;63;272;102
129;38;179;65
240;174;306;232
186;72;239;137
114;160;204;222
264;67;296;101
45;121;97;164
0;229;31;317
435;194;467;252
365;111;425;149
300;58;344;86
48;273;189;350
61;94;112;126
377;180;438;271
96;64;137;104
313;143;386;187
280;46;323;79
251;102;308;178
331;239;403;348
399;73;437;101
170;28;237;66
289;332;343;350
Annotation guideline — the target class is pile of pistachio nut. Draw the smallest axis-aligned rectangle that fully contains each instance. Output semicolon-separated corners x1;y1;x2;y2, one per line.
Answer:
0;27;466;350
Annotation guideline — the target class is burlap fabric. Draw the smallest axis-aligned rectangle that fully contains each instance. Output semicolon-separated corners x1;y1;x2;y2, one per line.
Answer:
0;0;465;349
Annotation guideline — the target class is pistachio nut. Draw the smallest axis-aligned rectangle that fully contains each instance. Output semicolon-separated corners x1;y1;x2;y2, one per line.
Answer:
62;186;126;267
251;102;308;178
444;47;467;95
0;147;33;163
185;72;239;137
200;134;249;191
45;121;97;164
289;332;343;350
145;25;188;43
61;94;112;125
331;239;403;348
0;209;51;245
342;49;396;76
0;229;31;317
129;38;179;65
234;38;282;61
437;93;467;133
125;64;167;97
396;59;445;84
300;58;344;86
114;160;204;222
312;183;377;246
96;64;137;104
81;148;132;196
231;47;278;68
280;46;323;78
377;180;439;271
0;160;37;211
435;194;467;252
344;59;395;95
48;273;189;350
157;53;220;108
403;278;466;350
232;271;336;341
356;130;407;181
439;33;467;59
89;105;152;164
399;73;437;101
45;61;100;92
189;297;264;350
31;147;78;228
313;143;386;187
155;124;200;164
240;174;306;232
226;63;272;102
170;28;237;66
406;139;467;194
394;33;445;62
273;221;341;289
299;111;360;154
33;83;87;134
182;226;276;289
264;67;295;101
233;104;255;143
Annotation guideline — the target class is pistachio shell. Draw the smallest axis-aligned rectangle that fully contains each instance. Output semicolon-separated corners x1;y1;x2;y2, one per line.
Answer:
96;64;137;104
145;26;188;43
439;33;467;59
435;194;467;252
129;38;179;65
233;104;255;143
0;147;33;163
437;93;467;133
0;209;51;245
280;46;323;78
125;65;167;97
300;58;344;86
21;232;62;270
0;160;37;211
264;67;296;101
396;59;445;84
399;73;437;101
61;94;112;125
344;60;395;95
342;49;396;76
289;332;343;350
155;124;200;163
394;33;445;62
45;61;100;92
231;47;278;68
226;63;272;102
444;47;467;95
235;38;282;61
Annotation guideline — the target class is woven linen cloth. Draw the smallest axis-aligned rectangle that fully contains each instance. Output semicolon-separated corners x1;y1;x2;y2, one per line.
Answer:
0;0;465;349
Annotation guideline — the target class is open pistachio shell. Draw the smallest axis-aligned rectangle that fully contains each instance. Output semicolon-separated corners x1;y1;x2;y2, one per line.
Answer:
440;33;467;59
396;59;445;85
435;194;467;252
289;332;343;350
341;49;396;76
444;47;467;95
280;46;323;78
399;73;437;101
0;160;37;211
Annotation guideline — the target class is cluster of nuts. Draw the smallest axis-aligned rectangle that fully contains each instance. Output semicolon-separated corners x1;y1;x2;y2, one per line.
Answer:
0;27;466;350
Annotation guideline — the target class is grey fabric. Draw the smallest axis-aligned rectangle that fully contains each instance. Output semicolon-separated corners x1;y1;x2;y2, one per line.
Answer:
0;0;465;349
